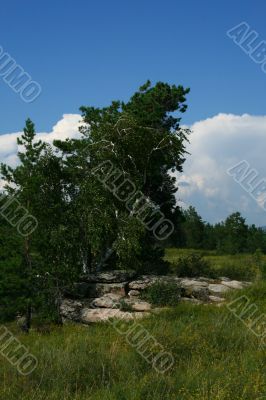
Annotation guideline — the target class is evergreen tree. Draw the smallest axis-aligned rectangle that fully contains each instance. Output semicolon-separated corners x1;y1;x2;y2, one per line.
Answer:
1;119;45;330
183;206;205;249
0;214;25;321
221;212;248;254
246;224;266;253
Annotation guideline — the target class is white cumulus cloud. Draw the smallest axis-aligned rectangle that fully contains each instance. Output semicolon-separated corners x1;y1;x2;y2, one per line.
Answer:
0;112;265;225
0;114;82;169
177;113;266;225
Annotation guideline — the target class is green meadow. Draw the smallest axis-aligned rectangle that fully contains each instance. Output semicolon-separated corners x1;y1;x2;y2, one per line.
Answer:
165;248;266;281
1;254;266;400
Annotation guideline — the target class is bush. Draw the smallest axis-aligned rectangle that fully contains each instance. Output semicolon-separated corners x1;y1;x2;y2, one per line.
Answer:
141;281;181;306
119;299;133;312
172;253;216;278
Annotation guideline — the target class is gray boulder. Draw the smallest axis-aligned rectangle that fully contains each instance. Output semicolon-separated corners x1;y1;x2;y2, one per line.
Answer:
60;299;83;321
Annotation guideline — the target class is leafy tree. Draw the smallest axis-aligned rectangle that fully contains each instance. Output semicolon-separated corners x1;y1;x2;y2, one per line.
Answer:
0;82;191;324
54;81;190;273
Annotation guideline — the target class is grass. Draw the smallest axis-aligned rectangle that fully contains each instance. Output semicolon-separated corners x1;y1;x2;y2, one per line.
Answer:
165;248;266;280
1;281;266;399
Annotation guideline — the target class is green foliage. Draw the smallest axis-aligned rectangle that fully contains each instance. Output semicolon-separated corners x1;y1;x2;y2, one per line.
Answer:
118;299;133;312
0;82;190;324
54;80;190;274
172;253;215;278
135;242;170;275
0;121;81;325
221;212;249;254
0;119;46;328
141;281;181;306
182;206;205;249
0;217;25;322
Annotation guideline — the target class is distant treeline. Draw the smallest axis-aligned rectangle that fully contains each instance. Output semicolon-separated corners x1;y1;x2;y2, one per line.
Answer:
170;206;266;254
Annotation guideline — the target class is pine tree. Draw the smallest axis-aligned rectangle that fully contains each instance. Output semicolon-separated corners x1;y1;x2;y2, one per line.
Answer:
1;119;45;330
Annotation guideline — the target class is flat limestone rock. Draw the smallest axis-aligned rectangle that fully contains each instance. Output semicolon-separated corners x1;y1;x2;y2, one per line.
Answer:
126;300;152;312
208;284;231;295
91;295;152;312
209;295;226;303
80;308;149;323
180;279;209;288
221;280;246;290
195;277;216;283
128;290;140;297
91;293;122;308
62;276;253;324
128;276;156;290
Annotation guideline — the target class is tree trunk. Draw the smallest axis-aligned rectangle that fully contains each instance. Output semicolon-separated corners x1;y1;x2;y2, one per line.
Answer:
25;301;31;333
24;215;32;332
55;284;63;326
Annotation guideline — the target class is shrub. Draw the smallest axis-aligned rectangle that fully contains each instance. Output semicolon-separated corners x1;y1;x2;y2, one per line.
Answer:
119;299;133;312
141;281;181;307
172;253;216;278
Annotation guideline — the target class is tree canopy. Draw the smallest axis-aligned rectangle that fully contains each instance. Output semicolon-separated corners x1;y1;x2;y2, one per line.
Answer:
0;81;191;322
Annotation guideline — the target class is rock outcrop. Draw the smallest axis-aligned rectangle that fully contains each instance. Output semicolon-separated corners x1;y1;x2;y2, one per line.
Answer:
61;270;252;324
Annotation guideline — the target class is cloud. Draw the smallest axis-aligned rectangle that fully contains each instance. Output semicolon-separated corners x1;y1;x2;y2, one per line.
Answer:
0;112;265;225
177;113;266;225
0;114;82;168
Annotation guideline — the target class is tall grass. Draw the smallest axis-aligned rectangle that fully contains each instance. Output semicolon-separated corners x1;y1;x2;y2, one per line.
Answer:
165;248;265;280
1;282;266;399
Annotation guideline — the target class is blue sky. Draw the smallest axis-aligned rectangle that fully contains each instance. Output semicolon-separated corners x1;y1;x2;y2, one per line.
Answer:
0;0;266;225
0;0;265;131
